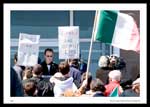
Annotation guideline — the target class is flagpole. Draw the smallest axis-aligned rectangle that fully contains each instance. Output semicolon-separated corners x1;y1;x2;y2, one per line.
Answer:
86;10;98;80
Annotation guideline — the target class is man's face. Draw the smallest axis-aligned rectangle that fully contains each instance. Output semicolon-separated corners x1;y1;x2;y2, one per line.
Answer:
45;51;53;64
110;56;117;64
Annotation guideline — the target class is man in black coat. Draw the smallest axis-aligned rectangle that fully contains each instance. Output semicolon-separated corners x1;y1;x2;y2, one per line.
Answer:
40;48;58;76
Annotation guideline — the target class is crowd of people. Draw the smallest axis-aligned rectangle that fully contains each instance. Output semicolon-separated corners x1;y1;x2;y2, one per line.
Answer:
11;48;140;97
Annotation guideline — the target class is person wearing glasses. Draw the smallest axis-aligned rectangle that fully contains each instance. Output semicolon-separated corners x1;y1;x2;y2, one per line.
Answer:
40;48;58;76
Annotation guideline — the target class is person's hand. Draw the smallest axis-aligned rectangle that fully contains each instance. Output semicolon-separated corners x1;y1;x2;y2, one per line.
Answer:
81;79;88;87
77;79;88;95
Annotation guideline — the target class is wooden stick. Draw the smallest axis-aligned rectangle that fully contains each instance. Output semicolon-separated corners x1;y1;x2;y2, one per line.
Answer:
86;10;99;80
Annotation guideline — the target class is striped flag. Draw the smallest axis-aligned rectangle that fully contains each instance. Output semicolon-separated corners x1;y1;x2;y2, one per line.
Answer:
94;10;140;53
109;86;119;97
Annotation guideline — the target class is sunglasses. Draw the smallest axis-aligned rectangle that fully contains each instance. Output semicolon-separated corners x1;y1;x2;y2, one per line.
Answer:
46;55;53;57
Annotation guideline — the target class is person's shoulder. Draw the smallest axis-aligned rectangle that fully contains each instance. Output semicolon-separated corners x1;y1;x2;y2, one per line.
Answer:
93;93;104;97
22;78;35;85
70;66;80;73
40;61;46;65
120;89;136;96
52;62;58;66
124;89;136;94
35;77;49;88
30;77;41;83
97;67;110;71
22;79;29;85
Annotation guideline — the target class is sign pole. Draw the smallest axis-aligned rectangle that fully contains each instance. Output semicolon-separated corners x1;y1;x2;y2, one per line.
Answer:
86;10;98;80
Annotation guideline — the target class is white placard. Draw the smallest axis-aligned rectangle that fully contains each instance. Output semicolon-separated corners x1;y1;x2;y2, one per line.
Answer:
58;26;79;59
17;33;40;66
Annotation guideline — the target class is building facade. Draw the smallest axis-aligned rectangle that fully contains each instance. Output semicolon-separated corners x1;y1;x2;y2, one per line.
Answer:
11;11;139;80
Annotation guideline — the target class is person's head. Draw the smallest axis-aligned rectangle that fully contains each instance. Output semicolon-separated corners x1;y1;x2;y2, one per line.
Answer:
116;57;126;69
68;59;79;69
22;67;33;80
108;70;122;82
120;79;133;90
23;79;37;96
59;61;70;76
98;56;110;68
109;55;119;69
32;64;43;77
90;78;106;92
109;55;118;63
79;59;87;74
44;48;54;64
132;78;140;95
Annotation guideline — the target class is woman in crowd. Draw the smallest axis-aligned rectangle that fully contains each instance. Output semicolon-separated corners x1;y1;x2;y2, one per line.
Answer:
50;61;78;97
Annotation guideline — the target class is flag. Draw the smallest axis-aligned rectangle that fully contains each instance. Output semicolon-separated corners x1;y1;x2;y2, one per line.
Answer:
94;10;140;53
109;86;119;97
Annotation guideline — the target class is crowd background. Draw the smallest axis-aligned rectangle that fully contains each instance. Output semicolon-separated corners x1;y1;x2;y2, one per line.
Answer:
11;48;140;97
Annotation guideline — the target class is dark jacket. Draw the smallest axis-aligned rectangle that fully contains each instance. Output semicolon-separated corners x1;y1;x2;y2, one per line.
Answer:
93;92;105;97
13;65;23;81
119;88;139;97
30;77;54;96
11;67;24;96
40;61;58;76
96;68;110;85
69;66;81;88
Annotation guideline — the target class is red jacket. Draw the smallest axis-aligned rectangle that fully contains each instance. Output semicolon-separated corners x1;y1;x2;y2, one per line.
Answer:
104;80;122;96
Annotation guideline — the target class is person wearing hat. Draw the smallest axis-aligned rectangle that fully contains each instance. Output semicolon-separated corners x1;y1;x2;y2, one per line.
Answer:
96;56;110;85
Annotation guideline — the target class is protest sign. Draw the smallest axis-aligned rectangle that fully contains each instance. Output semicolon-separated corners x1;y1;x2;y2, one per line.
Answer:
58;26;79;59
17;33;40;66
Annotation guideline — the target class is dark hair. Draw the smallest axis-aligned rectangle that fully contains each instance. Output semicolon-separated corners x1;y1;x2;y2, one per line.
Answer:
69;59;78;64
44;48;54;55
59;61;70;75
32;64;43;75
90;79;106;92
14;52;18;61
23;79;36;96
120;79;133;90
108;55;126;70
69;59;79;69
22;67;33;79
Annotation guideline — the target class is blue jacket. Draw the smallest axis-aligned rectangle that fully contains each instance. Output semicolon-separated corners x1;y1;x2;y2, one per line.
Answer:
93;92;105;97
69;66;81;88
120;89;139;97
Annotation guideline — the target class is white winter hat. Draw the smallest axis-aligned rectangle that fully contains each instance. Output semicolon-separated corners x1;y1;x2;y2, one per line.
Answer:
98;56;109;68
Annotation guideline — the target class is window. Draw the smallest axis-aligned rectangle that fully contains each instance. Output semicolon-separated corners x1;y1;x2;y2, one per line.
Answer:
11;11;69;65
11;11;70;38
11;10;114;77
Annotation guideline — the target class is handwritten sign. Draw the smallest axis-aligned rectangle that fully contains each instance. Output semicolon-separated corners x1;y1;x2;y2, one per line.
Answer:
58;26;79;59
17;33;40;66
